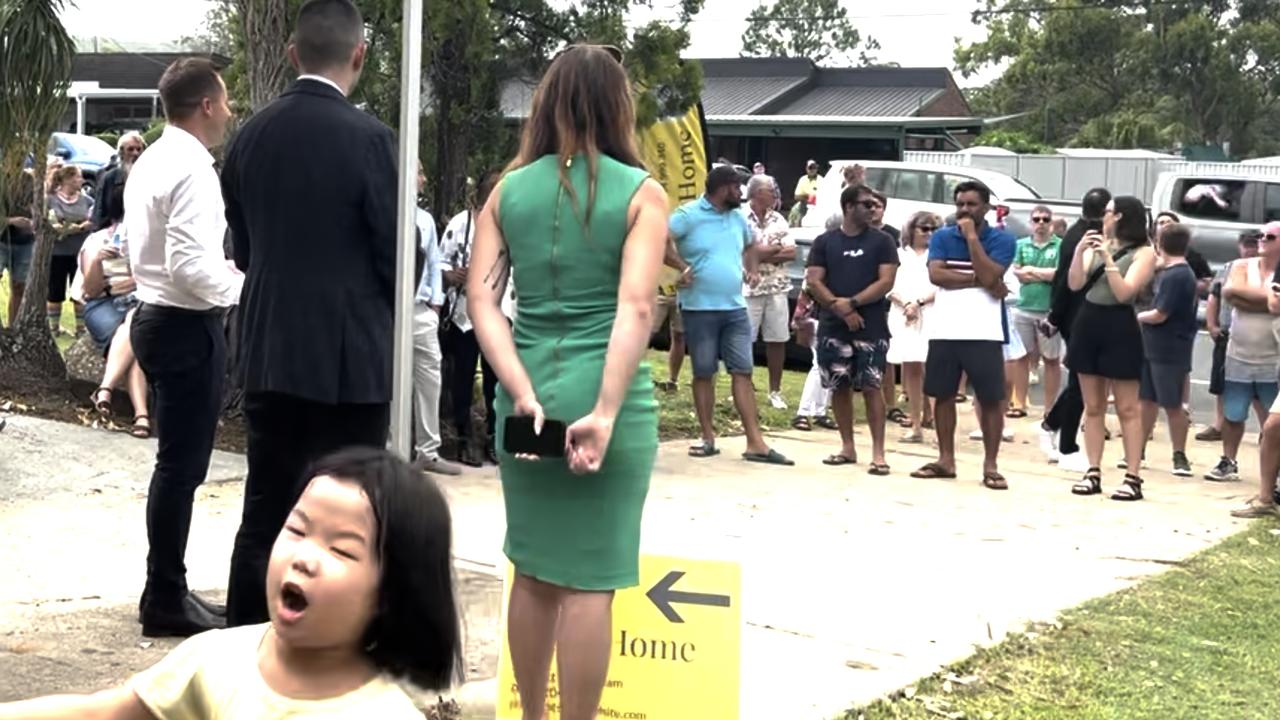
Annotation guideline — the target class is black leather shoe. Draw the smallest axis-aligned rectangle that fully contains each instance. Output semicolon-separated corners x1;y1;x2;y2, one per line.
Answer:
188;592;226;618
485;438;498;465
141;594;226;638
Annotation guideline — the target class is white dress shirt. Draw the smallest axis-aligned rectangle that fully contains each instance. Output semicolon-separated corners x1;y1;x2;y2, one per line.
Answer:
125;125;243;310
439;209;515;331
296;74;346;96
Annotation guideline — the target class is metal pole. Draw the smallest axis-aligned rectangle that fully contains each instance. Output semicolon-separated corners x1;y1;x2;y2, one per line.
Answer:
389;0;424;460
76;97;86;134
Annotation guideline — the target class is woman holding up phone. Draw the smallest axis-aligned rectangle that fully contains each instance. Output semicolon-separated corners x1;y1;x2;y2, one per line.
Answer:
468;46;669;720
1065;196;1158;501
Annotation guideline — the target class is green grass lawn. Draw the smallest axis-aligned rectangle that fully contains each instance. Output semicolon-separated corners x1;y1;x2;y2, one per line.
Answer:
646;348;821;440
0;271;79;353
844;521;1280;720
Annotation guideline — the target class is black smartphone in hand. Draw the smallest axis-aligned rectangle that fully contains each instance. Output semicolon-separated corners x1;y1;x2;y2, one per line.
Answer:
503;416;567;457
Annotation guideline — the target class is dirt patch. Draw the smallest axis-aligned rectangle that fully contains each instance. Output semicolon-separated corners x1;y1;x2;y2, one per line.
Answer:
0;391;248;454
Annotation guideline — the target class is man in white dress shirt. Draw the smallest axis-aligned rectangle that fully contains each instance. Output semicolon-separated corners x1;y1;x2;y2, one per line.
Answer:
125;57;242;637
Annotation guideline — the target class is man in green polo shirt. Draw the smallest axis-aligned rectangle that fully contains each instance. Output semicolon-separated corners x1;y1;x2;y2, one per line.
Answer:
1010;205;1064;419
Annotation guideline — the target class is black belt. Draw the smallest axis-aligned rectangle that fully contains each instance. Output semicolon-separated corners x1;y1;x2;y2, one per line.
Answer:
137;301;224;318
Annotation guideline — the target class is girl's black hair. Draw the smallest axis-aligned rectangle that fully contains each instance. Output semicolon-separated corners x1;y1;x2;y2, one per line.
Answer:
305;447;463;690
1112;195;1150;247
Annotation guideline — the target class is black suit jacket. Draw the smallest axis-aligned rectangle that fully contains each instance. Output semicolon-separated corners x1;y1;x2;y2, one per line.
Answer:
1047;217;1101;340
222;78;399;405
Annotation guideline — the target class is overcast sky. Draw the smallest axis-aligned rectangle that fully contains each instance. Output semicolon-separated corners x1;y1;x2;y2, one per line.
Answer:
61;0;997;85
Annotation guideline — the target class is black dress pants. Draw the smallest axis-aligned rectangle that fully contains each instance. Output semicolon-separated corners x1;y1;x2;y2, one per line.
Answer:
1046;367;1084;455
130;303;225;616
441;324;498;442
226;391;388;626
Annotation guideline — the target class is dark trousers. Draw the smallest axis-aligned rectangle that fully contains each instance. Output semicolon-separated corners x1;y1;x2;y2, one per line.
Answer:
441;324;497;442
130;304;225;615
1046;367;1084;455
226;391;389;626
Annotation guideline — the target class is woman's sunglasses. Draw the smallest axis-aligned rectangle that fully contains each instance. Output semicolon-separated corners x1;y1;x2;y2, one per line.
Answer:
1264;233;1279;243
554;43;624;63
917;225;938;233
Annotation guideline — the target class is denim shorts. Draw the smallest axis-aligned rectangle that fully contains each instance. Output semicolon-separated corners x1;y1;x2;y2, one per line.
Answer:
83;293;138;352
1222;380;1279;424
0;241;33;283
682;308;754;379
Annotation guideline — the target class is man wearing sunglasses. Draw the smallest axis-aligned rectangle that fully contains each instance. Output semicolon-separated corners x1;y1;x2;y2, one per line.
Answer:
1212;221;1280;485
1232;225;1280;518
1009;206;1064;421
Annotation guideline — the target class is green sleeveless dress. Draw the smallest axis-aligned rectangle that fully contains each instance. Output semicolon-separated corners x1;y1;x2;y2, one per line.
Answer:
494;154;658;590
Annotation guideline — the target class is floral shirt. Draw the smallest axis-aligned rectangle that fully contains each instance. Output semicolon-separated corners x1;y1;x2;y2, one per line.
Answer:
744;207;793;297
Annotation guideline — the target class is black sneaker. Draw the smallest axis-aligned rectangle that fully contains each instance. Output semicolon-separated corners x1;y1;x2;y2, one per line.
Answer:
1204;456;1239;482
1171;451;1192;477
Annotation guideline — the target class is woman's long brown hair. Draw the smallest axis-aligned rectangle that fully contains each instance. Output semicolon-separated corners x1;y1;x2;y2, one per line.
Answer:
506;45;644;229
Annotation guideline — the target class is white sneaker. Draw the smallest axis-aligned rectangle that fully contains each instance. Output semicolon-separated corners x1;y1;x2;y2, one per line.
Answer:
1058;451;1090;473
1029;371;1041;386
968;429;984;440
1039;427;1060;463
1002;428;1015;442
768;391;788;410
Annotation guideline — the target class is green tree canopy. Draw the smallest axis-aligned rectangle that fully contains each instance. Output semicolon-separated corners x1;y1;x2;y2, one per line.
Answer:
740;0;879;65
955;0;1280;157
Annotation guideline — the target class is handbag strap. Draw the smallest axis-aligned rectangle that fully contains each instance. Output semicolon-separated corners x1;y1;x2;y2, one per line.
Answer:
1080;246;1134;296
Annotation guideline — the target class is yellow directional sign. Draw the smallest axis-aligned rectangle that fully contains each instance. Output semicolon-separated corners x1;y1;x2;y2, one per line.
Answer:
496;554;741;720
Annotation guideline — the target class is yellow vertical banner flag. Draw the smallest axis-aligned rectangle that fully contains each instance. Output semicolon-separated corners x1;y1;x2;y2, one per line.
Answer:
637;104;708;296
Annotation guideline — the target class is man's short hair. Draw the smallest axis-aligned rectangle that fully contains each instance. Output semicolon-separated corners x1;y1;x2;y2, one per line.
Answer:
706;165;740;194
952;180;991;205
1081;187;1112;220
840;183;874;212
158;58;223;121
869;189;887;208
1238;229;1262;245
293;0;364;72
1032;205;1053;217
1159;223;1192;257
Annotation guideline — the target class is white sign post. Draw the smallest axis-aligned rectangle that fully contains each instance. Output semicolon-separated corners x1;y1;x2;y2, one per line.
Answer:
389;0;424;459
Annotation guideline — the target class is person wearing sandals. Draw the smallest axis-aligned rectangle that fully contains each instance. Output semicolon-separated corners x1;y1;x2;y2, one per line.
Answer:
1232;273;1280;518
1210;221;1280;483
1134;222;1198;478
74;177;151;439
911;182;1017;490
1066;196;1158;501
1009;206;1064;419
804;183;899;473
666;165;794;466
886;211;940;443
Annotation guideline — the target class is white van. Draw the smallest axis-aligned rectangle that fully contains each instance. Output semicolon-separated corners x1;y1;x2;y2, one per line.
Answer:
1151;171;1280;267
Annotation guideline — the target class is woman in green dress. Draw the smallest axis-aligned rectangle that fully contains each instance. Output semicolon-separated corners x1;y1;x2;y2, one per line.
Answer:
467;45;670;720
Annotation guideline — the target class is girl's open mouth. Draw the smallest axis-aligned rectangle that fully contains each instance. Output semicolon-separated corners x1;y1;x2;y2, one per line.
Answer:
278;581;309;623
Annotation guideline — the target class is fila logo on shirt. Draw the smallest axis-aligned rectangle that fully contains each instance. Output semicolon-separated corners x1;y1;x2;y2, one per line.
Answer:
842;249;865;258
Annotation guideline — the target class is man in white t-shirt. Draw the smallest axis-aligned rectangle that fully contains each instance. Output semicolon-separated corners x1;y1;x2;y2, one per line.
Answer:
438;173;513;466
909;181;1016;490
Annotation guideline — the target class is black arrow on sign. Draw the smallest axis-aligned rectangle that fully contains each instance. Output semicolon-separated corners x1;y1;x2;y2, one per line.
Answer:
646;570;731;623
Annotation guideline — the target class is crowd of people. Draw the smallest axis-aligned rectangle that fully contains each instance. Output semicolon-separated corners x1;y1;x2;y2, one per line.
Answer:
653;161;1279;514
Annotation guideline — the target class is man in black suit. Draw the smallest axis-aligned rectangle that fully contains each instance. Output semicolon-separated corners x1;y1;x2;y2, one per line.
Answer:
1044;187;1111;469
220;0;397;626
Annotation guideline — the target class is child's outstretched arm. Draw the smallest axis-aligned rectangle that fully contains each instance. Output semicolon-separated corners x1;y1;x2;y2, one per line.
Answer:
0;686;152;720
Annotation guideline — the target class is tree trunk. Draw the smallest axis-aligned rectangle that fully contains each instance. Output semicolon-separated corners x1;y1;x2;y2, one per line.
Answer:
236;0;292;112
0;221;68;396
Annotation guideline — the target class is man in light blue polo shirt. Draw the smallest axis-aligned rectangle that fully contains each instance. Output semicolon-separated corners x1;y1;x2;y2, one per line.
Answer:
665;165;794;466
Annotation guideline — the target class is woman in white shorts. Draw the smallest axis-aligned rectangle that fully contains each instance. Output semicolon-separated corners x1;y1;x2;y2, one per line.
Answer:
887;212;940;442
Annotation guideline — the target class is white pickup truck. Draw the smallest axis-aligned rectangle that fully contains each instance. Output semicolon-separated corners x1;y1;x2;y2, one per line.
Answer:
1151;170;1280;268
